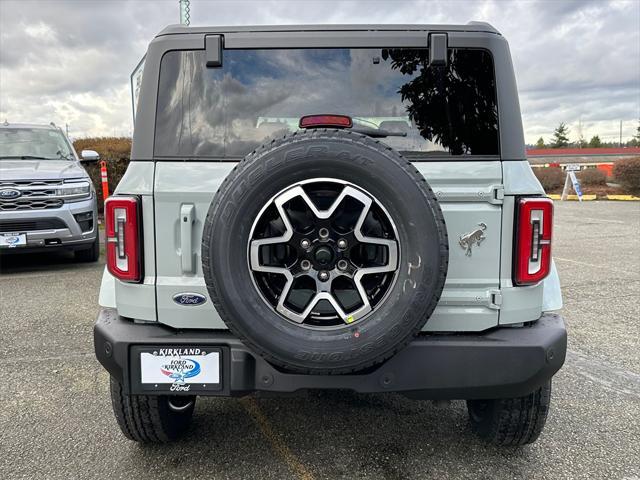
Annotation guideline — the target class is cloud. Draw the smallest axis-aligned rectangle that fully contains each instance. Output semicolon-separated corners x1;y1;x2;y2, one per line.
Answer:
0;0;638;143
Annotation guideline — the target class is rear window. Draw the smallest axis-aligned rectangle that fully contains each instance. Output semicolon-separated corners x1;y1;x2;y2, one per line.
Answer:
155;48;498;158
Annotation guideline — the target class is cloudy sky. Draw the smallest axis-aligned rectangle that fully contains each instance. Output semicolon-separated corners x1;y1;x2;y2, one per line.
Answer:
0;0;638;144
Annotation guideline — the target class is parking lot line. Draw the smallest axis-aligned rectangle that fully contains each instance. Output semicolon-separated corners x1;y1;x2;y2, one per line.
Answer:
566;349;640;399
1;352;94;364
566;216;626;224
554;256;638;276
240;397;316;480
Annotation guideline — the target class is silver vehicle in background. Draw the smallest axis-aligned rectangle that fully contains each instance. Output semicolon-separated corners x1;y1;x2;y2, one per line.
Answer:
0;122;100;261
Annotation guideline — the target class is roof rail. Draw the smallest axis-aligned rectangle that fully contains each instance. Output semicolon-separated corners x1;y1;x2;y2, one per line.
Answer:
467;21;498;33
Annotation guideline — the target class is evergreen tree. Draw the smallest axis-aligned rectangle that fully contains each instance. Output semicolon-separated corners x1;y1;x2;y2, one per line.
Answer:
551;123;570;148
535;137;545;148
588;135;602;148
631;122;640;146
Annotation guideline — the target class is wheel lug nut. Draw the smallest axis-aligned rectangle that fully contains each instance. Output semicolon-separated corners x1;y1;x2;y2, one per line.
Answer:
337;238;347;250
337;259;348;271
300;239;311;250
318;270;329;282
318;228;329;239
300;259;311;271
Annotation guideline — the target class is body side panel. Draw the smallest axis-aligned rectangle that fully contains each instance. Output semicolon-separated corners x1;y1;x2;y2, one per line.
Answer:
154;162;234;328
415;162;502;331
498;161;562;324
111;165;157;321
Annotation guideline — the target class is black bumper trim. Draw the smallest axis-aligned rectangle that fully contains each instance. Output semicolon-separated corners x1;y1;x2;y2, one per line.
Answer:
94;309;567;400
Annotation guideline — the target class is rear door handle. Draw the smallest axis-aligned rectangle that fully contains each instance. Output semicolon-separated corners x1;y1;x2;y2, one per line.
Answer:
180;204;195;273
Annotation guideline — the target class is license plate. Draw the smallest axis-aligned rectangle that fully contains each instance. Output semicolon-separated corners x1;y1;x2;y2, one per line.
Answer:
137;346;221;393
0;233;26;248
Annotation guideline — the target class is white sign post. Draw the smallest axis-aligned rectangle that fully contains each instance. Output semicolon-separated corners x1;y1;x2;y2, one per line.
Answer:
561;164;583;202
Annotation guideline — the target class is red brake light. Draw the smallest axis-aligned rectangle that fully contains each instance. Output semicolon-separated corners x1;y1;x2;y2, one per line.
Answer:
299;114;353;129
514;197;553;286
105;196;141;283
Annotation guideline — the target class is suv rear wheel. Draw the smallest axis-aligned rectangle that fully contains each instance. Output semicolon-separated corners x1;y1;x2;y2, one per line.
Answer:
109;377;196;443
466;380;552;446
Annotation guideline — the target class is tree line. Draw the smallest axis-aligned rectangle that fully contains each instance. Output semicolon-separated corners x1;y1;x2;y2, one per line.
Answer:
532;122;640;149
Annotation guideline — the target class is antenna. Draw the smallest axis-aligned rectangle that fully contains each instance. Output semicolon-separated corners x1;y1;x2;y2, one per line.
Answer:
179;0;190;26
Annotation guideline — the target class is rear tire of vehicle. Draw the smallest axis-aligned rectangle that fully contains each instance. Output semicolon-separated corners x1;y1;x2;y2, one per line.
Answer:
75;236;99;262
109;377;196;443
466;380;552;446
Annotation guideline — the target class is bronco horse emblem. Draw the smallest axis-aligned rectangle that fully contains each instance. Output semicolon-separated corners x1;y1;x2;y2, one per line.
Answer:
459;223;487;256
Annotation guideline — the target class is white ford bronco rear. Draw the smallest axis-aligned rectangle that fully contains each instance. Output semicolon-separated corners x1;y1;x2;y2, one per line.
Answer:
94;23;566;446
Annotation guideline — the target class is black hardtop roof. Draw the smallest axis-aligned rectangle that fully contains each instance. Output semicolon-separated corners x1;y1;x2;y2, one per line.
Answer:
157;21;500;37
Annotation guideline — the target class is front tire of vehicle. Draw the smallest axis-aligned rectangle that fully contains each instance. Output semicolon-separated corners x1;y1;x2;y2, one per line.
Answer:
466;380;552;446
109;377;196;443
75;236;99;262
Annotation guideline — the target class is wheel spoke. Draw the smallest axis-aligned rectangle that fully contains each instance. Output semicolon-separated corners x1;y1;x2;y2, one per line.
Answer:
353;192;399;270
338;285;372;323
249;195;295;272
292;291;350;324
275;274;305;323
273;184;373;221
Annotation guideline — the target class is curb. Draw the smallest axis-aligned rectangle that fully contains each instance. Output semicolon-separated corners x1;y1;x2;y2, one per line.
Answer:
605;195;640;201
547;194;639;201
547;194;596;201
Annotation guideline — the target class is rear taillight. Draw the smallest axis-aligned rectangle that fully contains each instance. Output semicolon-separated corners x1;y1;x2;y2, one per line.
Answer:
514;197;553;286
105;196;142;282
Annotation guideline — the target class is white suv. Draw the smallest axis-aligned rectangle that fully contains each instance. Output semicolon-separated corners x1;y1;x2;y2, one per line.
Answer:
94;23;566;446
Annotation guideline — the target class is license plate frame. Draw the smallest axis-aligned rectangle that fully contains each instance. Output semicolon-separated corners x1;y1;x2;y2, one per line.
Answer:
131;345;223;394
0;232;27;248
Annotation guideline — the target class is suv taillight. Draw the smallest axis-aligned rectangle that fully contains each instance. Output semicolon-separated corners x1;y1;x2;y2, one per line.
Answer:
105;196;142;282
514;197;553;286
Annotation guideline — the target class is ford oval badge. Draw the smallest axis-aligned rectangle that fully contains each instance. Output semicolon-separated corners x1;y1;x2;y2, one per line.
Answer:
0;188;21;200
172;292;207;306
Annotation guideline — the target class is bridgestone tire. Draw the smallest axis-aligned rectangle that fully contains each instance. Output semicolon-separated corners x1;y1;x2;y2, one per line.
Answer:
109;377;195;443
466;380;552;446
202;129;448;374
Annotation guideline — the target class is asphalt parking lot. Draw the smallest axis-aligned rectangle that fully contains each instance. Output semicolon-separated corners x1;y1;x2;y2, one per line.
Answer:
1;201;638;480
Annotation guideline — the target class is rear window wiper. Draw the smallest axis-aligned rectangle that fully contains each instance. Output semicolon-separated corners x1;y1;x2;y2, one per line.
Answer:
350;125;407;138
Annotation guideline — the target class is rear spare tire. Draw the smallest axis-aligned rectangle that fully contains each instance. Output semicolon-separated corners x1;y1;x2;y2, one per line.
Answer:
202;129;448;374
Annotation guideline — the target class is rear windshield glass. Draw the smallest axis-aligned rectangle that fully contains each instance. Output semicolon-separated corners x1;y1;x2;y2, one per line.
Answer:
155;48;498;158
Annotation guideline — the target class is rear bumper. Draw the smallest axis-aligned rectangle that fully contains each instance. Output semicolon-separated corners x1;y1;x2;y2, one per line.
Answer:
94;308;567;400
0;196;97;253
